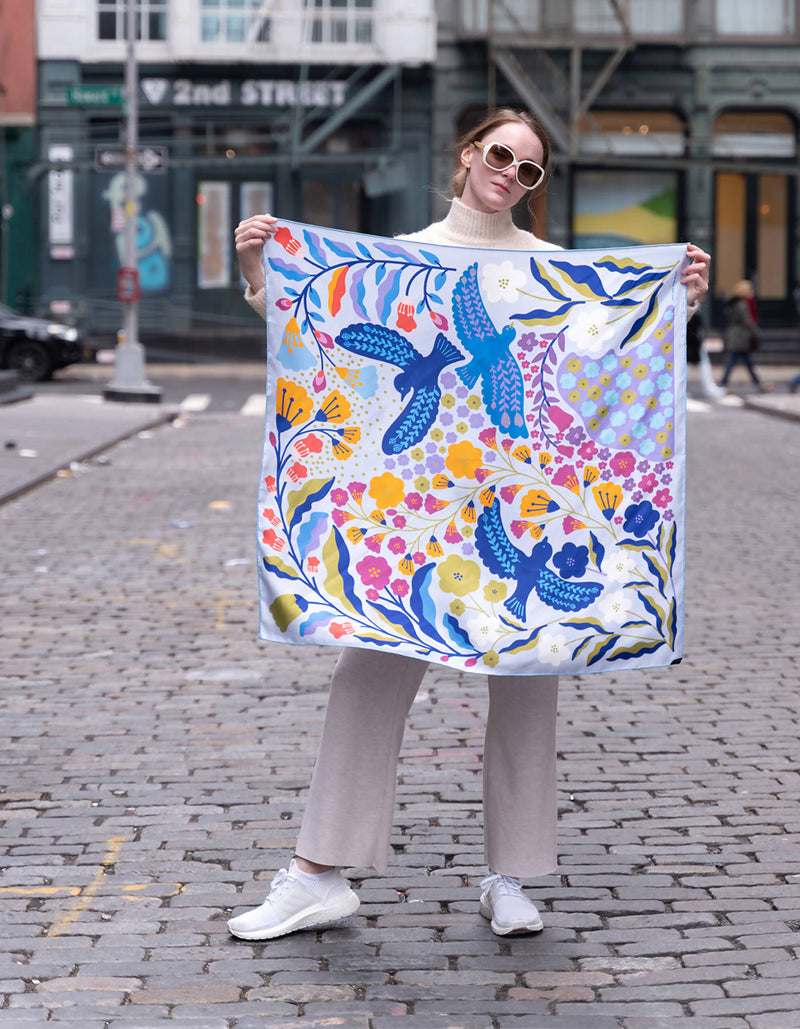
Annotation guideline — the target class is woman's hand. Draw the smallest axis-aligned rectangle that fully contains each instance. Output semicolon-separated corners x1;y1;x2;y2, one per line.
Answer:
235;213;278;294
682;243;711;308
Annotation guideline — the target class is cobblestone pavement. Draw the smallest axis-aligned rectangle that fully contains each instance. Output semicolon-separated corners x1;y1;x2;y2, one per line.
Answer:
1;396;800;1029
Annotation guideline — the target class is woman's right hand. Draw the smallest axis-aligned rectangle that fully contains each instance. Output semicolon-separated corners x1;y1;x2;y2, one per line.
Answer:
235;213;278;294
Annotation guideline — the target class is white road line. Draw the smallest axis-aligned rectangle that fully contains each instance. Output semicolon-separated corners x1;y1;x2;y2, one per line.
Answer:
178;393;211;412
240;393;266;417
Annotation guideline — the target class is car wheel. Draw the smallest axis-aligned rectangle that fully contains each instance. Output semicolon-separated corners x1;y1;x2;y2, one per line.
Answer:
6;340;54;382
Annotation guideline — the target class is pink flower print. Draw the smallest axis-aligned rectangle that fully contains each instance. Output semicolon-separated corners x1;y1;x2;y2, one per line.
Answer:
479;427;498;450
391;578;409;597
552;465;580;494
474;467;493;483
639;472;658;494
295;433;323;457
562;515;585;534
306;556;320;573
312;369;327;393
392;515;407;528
264;475;277;494
548;406;574;432
388;536;406;554
314;330;334;348
424;494;447;514
348;481;366;503
286;461;308;482
429;310;449;330
274;225;301;255
510;520;530;539
405;492;423;511
262;508;281;526
331;488;349;506
610;451;636;477
653;488;672;509
500;484;522;503
356;555;392;590
276;297;293;310
332;509;354;526
364;534;385;553
262;528;287;550
579;440;598;460
413;551;426;565
444;520;462;544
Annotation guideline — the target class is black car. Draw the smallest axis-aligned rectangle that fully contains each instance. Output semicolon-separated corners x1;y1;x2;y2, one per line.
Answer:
0;302;87;382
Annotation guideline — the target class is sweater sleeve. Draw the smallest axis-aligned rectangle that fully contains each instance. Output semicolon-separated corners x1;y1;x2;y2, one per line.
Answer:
244;285;267;321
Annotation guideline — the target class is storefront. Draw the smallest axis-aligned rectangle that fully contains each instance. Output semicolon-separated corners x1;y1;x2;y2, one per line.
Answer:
37;62;432;341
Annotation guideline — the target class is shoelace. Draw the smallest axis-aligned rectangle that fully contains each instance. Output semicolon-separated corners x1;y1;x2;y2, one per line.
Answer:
480;872;523;897
268;867;294;896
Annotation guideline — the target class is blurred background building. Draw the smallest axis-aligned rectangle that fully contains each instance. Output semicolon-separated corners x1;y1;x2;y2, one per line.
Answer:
3;0;800;352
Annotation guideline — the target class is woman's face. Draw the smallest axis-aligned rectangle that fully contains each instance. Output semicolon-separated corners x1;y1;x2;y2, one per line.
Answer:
459;120;545;215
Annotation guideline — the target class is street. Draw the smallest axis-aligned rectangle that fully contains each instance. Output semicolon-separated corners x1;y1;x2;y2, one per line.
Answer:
1;377;800;1027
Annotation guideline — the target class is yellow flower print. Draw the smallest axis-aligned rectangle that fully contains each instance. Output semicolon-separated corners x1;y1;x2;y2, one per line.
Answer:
441;393;455;408
316;390;352;423
450;599;465;616
466;394;481;410
592;482;623;521
482;650;500;668
426;536;444;557
520;489;560;518
331;439;353;460
445;441;483;479
368;472;405;510
430;427;444;442
483;580;507;602
275;377;312;432
437;555;481;596
410;447;425;462
282;317;303;353
340;427;361;443
567;358;581;373
414;476;430;493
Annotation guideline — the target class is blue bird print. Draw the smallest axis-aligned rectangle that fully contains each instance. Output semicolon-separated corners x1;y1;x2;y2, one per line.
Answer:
451;262;527;438
475;499;603;620
335;322;463;455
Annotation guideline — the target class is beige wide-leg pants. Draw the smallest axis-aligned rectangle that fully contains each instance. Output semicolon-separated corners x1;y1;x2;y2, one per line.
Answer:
295;647;559;878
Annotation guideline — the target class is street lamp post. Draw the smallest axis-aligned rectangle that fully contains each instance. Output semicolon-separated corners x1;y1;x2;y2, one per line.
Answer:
104;0;161;403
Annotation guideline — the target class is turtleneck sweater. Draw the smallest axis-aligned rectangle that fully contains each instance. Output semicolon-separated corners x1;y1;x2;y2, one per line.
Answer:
244;196;696;318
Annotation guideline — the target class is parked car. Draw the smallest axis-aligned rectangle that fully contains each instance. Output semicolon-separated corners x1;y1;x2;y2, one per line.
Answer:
0;302;87;382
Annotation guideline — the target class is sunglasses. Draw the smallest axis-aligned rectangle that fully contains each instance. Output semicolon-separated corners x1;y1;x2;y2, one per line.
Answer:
473;140;546;190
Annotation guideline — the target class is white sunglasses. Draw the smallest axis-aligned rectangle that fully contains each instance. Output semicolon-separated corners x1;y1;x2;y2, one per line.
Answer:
473;140;546;190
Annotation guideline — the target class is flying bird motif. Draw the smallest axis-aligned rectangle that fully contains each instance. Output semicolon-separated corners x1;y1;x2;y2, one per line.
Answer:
451;262;528;438
475;499;603;620
335;322;463;455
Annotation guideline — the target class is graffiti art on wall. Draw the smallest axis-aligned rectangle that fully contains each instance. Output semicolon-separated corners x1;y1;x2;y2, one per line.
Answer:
102;172;172;292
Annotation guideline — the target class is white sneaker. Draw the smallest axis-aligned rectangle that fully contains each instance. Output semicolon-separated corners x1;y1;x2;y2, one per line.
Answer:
227;859;360;940
479;872;543;936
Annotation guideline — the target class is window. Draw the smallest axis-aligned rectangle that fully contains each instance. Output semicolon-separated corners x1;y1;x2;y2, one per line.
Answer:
573;0;683;35
578;111;685;157
305;0;374;45
200;0;270;43
712;111;796;159
98;0;167;41
715;0;795;35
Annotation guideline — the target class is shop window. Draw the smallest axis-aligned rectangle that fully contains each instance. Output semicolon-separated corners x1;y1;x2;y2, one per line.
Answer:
714;0;795;35
573;0;683;35
305;0;374;45
712;110;796;159
98;0;167;41
573;170;678;248
578;111;685;157
715;173;789;301
200;0;270;43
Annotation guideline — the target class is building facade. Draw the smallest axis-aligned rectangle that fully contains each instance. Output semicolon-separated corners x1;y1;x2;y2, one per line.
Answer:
30;0;800;340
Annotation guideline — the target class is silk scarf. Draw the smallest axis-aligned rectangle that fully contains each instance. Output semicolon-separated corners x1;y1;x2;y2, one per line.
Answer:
258;220;687;676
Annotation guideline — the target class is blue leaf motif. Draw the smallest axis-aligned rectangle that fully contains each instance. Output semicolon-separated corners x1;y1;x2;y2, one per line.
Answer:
550;260;611;298
296;511;329;557
356;241;373;259
419;249;441;266
408;564;446;645
324;237;357;259
442;613;472;651
269;258;309;282
303;230;327;265
375;242;415;261
377;267;402;324
291;478;334;531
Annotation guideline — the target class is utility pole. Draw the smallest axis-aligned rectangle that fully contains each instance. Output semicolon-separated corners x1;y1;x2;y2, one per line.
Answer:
104;0;161;403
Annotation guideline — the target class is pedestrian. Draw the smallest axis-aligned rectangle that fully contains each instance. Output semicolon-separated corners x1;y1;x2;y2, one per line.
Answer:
228;108;711;941
719;279;773;393
686;310;727;401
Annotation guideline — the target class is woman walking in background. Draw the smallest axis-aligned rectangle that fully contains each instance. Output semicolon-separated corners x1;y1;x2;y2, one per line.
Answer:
719;279;773;393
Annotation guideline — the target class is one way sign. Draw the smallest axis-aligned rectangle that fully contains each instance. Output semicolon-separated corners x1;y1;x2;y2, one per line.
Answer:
94;146;168;173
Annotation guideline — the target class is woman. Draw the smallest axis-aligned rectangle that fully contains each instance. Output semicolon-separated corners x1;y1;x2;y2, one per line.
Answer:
228;109;711;941
719;279;773;393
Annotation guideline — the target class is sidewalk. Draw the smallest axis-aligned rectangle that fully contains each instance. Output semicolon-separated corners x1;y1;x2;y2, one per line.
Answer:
1;370;800;1027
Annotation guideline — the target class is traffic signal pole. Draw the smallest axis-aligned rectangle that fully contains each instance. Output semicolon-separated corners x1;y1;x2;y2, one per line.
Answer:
104;0;161;403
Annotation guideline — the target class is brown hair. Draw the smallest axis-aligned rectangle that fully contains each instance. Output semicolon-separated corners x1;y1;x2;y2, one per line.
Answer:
449;108;551;209
731;279;753;299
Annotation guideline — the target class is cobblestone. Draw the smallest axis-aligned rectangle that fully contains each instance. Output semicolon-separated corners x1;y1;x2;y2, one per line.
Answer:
1;399;800;1026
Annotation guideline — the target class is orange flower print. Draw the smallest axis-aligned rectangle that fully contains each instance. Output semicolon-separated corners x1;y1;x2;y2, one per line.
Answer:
368;472;405;510
445;441;483;479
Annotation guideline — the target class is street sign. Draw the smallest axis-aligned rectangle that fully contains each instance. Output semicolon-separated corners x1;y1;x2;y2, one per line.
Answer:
66;85;124;107
117;267;140;303
94;146;168;173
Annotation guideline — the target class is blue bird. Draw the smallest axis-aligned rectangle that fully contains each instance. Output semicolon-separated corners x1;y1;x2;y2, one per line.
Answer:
451;262;528;438
335;322;463;455
475;499;603;620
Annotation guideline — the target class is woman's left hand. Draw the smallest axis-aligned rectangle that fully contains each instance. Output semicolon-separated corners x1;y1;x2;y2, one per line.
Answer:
682;243;711;307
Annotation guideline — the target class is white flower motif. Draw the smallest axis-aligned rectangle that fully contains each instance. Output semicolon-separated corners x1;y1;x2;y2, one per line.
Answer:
538;630;570;667
481;260;526;303
566;305;616;357
598;589;628;625
606;551;636;583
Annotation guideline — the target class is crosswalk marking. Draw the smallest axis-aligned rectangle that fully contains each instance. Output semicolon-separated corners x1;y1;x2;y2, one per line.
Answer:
240;393;266;417
179;393;211;412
